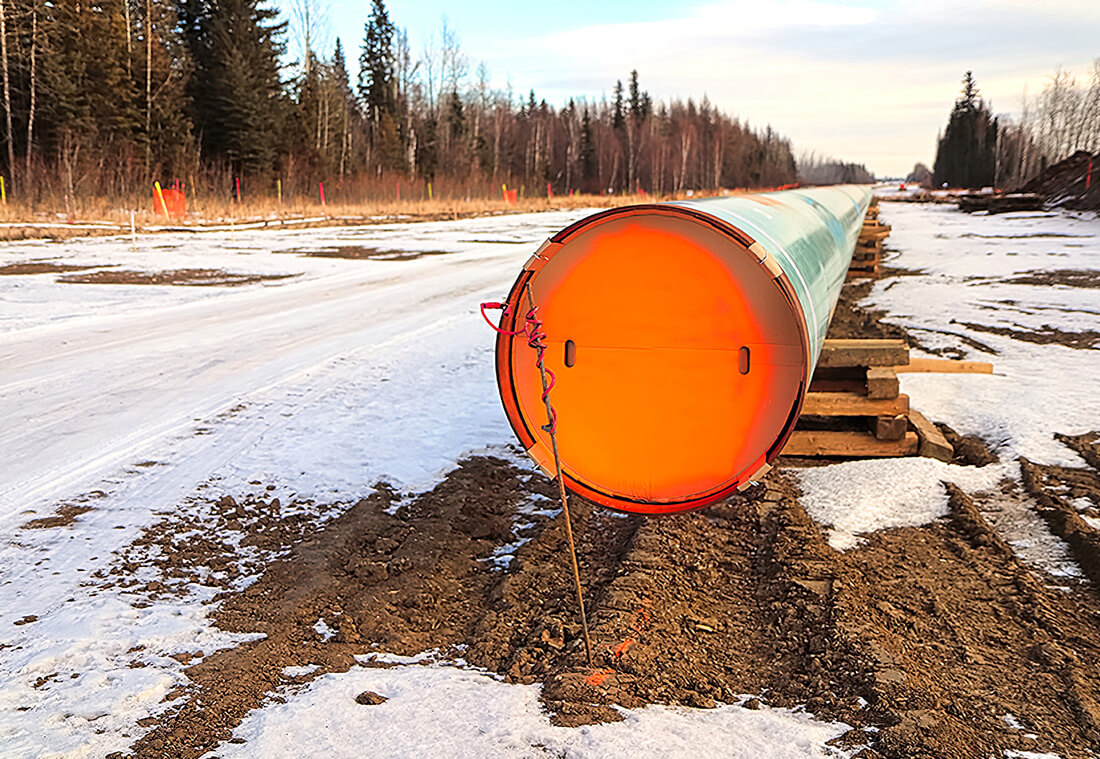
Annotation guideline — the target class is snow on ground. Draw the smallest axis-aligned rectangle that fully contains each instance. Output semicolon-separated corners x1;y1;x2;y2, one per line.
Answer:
798;203;1100;553
2;201;1097;756
798;457;1007;550
206;663;853;759
0;208;860;758
871;204;1099;467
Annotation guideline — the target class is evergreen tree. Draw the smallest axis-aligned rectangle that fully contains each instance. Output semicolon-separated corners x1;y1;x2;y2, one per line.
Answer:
580;107;596;183
612;80;624;131
180;0;286;174
933;71;998;189
628;69;649;122
358;0;395;126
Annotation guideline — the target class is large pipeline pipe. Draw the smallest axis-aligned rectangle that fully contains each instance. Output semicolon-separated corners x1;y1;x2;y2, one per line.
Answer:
493;185;872;514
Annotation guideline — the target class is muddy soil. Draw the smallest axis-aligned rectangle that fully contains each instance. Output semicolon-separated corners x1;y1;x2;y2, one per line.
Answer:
952;319;1100;350
0;261;99;275
290;245;452;261
1004;269;1100;289
109;450;1100;759
94;277;1100;759
60;268;295;286
823;277;909;340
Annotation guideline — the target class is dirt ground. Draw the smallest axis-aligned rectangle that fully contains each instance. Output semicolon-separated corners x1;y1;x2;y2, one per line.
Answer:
59;268;296;287
74;268;1100;758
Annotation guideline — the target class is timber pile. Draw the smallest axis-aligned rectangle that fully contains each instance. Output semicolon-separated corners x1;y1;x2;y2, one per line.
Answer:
956;193;1044;214
851;201;889;277
783;338;993;460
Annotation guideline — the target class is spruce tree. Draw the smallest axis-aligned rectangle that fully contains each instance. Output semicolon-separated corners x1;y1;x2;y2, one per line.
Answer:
179;0;285;175
612;80;624;131
358;0;395;127
628;70;649;123
933;71;998;189
580;107;596;184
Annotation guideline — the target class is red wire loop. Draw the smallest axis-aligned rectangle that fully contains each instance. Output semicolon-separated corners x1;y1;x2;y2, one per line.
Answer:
480;301;522;335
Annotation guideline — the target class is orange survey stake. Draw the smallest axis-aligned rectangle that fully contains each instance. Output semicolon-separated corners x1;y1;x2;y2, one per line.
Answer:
491;187;871;514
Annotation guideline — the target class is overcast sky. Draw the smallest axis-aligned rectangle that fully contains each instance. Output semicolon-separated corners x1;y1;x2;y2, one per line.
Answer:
277;0;1099;177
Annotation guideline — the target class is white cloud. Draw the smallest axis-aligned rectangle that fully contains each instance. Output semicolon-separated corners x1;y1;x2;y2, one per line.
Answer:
485;0;1099;176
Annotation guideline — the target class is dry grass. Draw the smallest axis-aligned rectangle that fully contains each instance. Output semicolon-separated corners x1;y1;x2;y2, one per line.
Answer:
0;192;662;242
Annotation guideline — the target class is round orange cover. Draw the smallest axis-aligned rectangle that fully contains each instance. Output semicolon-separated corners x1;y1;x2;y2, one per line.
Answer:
496;206;809;514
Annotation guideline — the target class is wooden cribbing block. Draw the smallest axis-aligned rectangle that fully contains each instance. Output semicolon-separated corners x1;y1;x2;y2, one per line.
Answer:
819;339;909;368
895;358;993;374
849;260;881;272
783;430;918;457
802;392;909;416
846;267;880;280
859;229;891;242
865;367;899;399
908;409;953;462
853;245;882;258
809;366;899;399
871;415;908;441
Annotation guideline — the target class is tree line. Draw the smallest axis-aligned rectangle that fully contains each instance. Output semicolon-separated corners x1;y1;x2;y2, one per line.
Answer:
0;0;800;204
931;65;1100;190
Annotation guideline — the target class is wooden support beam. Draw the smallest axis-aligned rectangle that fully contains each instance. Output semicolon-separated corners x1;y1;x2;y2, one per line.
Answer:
859;229;891;242
849;259;882;271
907;409;954;462
871;415;908;441
846;267;881;280
819;339;909;368
802;392;909;416
865;367;899;399
894;358;994;374
783;430;918;457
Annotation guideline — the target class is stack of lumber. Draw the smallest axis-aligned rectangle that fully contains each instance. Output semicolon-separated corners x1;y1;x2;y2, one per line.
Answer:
851;202;890;277
956;193;1043;214
782;339;993;461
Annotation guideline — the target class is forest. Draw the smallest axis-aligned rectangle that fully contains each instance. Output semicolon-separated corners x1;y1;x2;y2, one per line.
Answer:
930;65;1100;190
0;0;801;206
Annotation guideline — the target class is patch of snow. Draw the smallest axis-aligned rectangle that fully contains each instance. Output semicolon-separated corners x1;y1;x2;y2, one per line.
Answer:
312;619;336;642
282;664;321;678
204;664;856;759
0;210;591;755
797;458;1007;550
874;203;1100;468
354;650;445;666
799;204;1100;551
1069;496;1095;512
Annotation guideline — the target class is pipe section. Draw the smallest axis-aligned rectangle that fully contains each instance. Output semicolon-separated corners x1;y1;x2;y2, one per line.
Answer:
493;185;872;514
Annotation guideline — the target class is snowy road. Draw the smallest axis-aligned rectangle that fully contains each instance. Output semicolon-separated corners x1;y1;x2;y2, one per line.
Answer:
2;250;503;514
0;213;583;524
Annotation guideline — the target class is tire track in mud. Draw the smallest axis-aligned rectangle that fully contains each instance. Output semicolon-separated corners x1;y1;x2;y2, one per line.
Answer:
108;446;1100;759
